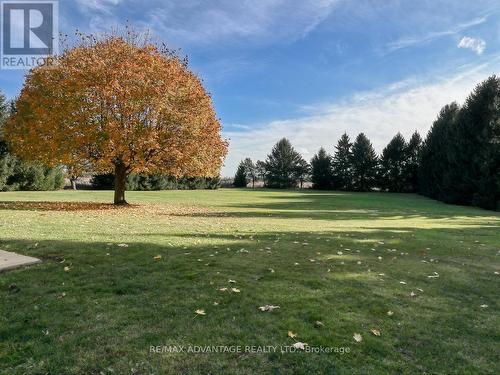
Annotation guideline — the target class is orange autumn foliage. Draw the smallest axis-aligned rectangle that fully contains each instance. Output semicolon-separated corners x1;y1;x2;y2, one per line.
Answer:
6;32;227;202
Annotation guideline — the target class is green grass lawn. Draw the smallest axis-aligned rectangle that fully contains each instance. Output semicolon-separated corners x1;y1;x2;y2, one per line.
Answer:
0;189;499;374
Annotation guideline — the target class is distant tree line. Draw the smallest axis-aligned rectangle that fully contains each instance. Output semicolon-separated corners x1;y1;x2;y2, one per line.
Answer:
234;76;499;211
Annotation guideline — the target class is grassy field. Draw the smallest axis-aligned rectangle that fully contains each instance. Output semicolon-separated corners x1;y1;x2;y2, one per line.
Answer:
0;189;499;374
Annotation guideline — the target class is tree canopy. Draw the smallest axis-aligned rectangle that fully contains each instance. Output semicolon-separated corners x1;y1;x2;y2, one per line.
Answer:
6;31;227;204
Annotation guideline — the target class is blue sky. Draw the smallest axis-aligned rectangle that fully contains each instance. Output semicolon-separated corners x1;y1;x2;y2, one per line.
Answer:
1;0;500;175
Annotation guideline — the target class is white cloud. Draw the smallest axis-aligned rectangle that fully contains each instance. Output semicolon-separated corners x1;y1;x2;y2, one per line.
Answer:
75;0;122;14
383;16;487;54
221;60;500;176
458;36;486;55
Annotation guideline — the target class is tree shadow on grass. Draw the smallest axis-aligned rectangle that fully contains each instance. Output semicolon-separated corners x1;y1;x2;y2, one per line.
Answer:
0;224;498;374
171;191;500;222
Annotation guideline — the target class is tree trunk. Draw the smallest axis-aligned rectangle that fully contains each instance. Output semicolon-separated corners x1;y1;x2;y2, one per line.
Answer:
114;162;128;205
70;177;77;190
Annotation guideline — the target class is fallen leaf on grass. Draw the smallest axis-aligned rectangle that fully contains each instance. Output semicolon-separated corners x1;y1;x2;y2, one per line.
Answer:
292;342;307;350
371;329;381;336
314;321;324;328
258;305;280;312
288;331;298;338
231;288;241;293
117;243;129;248
228;279;236;283
480;304;488;308
195;309;206;316
387;311;394;316
154;255;162;260
63;266;71;272
353;333;363;342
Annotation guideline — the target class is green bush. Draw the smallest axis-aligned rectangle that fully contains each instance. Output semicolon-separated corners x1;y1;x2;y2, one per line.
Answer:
6;161;64;191
0;153;65;191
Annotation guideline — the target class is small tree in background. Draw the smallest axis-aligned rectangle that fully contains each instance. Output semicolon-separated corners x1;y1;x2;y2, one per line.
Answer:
311;147;332;189
332;133;353;190
351;133;378;191
6;29;227;204
294;158;311;188
379;132;407;192
242;158;257;188
264;138;306;188
233;162;248;187
256;160;267;185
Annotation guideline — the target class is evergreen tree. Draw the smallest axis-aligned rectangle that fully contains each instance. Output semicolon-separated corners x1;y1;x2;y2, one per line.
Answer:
332;133;353;190
242;158;257;188
403;131;422;192
311;147;332;189
419;76;500;211
419;103;459;200
351;133;378;191
264;138;305;188
233;162;248;188
379;133;407;192
454;76;500;209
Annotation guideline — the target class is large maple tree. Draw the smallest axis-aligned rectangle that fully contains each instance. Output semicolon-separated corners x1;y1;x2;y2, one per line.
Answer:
6;32;227;204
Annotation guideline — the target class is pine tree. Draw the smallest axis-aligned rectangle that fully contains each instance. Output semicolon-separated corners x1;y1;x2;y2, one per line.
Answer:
233;162;248;188
351;133;378;191
419;103;459;200
403;131;422;192
264;138;306;188
456;76;500;209
311;147;332;189
379;133;407;192
332;133;353;190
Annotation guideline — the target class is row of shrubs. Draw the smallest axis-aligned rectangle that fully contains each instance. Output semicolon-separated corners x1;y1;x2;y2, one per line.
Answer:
91;173;220;190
